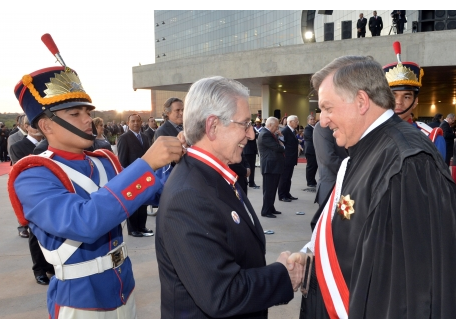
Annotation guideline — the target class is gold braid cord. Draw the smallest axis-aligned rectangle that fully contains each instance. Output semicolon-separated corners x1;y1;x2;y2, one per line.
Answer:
21;71;92;106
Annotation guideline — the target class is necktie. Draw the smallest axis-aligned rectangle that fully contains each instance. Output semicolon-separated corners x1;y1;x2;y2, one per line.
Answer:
176;125;183;132
136;133;143;145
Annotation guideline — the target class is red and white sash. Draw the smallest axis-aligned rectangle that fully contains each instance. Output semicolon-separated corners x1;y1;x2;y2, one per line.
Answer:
186;146;238;185
309;157;350;319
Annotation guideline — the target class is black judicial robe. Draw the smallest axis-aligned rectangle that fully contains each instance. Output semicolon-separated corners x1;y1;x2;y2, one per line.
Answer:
301;114;456;318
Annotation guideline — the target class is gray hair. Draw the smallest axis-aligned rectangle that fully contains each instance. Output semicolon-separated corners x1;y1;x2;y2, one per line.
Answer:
184;76;250;145
447;113;455;119
307;115;315;122
287;115;298;122
265;116;279;127
311;56;395;110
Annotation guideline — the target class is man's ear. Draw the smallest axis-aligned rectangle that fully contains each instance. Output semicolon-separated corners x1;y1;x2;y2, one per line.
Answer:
206;115;219;141
37;117;52;136
356;90;370;115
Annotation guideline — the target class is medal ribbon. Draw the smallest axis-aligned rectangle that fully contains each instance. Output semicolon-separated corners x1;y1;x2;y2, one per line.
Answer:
187;145;238;187
313;157;350;319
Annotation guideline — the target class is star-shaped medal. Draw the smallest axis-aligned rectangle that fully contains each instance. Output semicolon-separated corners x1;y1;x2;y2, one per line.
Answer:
337;194;355;220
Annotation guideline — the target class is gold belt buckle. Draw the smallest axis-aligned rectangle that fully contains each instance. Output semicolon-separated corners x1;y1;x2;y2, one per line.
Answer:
111;247;124;268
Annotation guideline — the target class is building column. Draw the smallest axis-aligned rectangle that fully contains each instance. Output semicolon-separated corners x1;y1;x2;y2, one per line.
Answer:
261;85;270;121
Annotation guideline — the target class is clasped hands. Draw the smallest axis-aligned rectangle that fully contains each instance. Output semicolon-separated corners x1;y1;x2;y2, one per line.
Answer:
277;251;308;292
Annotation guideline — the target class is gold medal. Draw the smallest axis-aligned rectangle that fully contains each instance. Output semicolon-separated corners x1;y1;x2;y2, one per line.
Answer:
337;194;355;220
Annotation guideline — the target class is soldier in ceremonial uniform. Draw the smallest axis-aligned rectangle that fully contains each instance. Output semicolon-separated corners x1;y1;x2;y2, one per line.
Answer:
8;34;184;318
383;41;446;159
288;55;456;318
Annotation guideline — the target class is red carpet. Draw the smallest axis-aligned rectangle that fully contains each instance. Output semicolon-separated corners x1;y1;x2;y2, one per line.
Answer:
0;161;12;176
298;157;307;163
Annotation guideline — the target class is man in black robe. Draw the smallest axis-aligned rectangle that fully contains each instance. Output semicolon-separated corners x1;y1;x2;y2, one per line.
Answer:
288;55;456;318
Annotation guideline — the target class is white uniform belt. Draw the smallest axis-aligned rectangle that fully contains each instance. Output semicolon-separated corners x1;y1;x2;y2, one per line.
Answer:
53;243;128;281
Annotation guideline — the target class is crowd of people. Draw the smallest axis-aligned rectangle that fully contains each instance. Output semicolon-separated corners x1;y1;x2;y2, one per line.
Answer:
5;38;456;319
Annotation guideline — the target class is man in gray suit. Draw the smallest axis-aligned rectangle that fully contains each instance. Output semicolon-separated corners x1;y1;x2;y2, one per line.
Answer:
313;121;348;208
258;117;285;218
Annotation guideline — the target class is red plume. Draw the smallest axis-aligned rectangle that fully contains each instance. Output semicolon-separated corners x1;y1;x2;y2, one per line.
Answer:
41;34;59;55
393;41;401;55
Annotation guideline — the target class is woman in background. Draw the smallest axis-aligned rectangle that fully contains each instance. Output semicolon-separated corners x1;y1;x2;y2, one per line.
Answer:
93;117;113;152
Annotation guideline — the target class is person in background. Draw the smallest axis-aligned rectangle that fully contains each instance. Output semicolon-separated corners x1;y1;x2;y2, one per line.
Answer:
383;41;446;160
428;113;443;128
92;117;112;152
368;11;383;36
357;13;367;38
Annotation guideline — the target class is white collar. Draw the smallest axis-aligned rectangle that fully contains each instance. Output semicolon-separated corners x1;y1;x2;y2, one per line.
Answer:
360;109;394;141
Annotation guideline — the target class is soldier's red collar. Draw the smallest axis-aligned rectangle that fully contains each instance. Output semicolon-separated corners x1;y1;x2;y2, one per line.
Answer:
187;146;238;186
48;146;86;160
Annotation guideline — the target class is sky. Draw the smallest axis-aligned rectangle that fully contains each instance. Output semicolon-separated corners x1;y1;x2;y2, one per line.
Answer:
0;1;156;114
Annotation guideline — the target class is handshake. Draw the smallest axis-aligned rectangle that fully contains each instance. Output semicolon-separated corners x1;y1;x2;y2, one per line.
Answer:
277;251;313;295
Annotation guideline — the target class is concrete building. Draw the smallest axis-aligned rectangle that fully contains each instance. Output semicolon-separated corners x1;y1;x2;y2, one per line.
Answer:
133;10;456;124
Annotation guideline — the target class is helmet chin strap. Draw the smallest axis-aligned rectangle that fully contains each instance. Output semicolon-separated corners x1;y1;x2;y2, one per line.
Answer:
44;110;96;141
395;93;417;117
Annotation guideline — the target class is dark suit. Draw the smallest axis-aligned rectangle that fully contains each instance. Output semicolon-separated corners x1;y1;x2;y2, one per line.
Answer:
154;120;180;140
243;128;259;187
144;127;155;147
11;136;54;279
440;120;455;166
392;10;406;34
33;139;48;155
229;154;250;195
258;128;285;216
357;17;367;37
312;122;347;207
117;130;149;233
9;136;35;164
369;15;383;36
156;154;293;318
304;124;318;186
277;126;298;200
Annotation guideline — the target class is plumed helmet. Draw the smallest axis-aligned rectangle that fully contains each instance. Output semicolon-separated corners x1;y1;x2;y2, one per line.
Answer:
383;41;424;93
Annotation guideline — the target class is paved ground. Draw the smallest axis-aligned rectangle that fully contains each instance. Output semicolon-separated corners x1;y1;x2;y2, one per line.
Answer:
0;162;318;319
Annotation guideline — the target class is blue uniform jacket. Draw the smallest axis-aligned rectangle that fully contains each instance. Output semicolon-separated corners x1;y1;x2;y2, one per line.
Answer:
13;151;167;318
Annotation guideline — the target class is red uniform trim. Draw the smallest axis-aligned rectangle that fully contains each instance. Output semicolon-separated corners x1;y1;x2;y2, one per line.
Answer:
8;156;76;226
121;171;155;200
8;151;121;226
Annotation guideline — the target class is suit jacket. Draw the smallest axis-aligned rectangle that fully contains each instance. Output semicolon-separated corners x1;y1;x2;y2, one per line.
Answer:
154;120;179;140
155;154;293;318
303;124;316;155
144;127;155;147
229;154;250;194
7;129;26;154
440;120;455;146
369;16;383;32
9;136;36;164
391;10;407;22
117;130;148;168
258;128;285;175
280;125;298;166
313;122;348;206
357;17;367;32
243;128;259;155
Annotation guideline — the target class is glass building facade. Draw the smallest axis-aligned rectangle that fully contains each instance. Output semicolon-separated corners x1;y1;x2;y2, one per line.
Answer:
154;10;303;62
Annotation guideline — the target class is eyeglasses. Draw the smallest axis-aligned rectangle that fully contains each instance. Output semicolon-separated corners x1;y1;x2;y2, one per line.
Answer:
229;120;253;131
